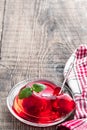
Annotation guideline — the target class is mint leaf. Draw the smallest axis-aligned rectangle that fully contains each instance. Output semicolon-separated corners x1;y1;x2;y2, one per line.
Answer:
32;83;46;93
18;87;32;99
18;83;46;99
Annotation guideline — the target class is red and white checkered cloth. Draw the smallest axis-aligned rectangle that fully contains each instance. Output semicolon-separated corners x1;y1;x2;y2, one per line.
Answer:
57;45;87;130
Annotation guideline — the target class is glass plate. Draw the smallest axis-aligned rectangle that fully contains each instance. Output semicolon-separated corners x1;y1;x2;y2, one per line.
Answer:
7;79;75;127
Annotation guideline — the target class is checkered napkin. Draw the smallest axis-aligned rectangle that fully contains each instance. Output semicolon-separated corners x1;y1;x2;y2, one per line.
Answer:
57;45;87;130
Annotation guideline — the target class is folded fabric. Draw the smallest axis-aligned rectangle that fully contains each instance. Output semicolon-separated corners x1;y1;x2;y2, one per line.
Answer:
57;45;87;130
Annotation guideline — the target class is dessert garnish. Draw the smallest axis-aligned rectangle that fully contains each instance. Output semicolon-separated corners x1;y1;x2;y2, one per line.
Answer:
18;83;46;99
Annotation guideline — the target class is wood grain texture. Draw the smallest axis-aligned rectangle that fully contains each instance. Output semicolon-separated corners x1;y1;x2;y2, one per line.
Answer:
0;0;6;57
0;0;87;130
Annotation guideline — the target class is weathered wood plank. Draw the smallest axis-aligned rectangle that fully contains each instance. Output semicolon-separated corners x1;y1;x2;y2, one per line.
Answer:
0;0;6;57
0;0;87;130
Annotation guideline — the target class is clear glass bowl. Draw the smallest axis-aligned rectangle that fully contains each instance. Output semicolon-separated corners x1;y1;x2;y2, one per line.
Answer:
7;79;75;127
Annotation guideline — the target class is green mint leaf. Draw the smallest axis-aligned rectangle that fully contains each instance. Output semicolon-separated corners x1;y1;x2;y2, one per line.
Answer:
32;83;46;93
18;87;33;99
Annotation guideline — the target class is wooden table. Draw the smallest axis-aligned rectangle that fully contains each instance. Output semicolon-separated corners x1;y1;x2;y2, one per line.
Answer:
0;0;87;130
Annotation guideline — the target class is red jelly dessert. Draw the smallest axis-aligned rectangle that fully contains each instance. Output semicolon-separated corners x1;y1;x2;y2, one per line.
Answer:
13;80;75;124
